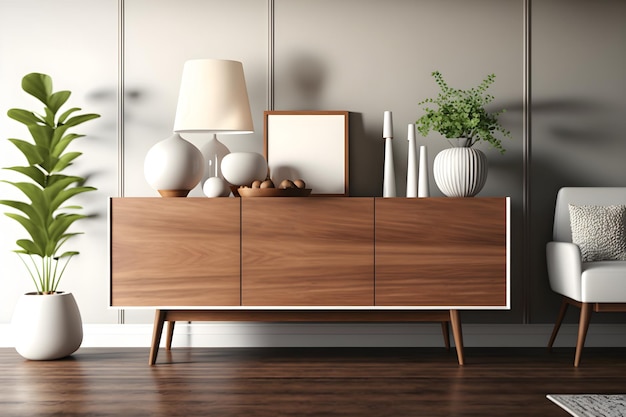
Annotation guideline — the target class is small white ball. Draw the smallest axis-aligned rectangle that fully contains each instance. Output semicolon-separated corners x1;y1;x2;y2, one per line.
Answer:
203;177;231;198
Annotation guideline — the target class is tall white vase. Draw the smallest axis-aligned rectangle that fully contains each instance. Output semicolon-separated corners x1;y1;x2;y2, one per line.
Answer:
433;147;487;197
417;145;430;197
12;292;83;360
383;137;396;197
382;111;396;198
406;124;418;198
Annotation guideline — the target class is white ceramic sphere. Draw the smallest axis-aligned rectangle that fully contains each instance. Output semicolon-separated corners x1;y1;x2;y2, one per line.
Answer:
220;152;268;186
12;292;83;360
203;176;231;198
144;133;205;193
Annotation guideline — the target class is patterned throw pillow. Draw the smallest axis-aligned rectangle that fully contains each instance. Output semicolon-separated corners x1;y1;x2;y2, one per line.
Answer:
569;204;626;262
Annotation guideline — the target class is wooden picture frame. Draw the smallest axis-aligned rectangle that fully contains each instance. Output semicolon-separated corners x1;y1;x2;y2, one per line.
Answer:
264;110;349;196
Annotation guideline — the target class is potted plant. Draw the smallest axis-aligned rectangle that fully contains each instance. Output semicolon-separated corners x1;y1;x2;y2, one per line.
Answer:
0;72;100;360
416;71;511;197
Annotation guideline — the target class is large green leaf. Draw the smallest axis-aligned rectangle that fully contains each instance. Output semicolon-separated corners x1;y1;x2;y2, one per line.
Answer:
6;182;48;222
27;124;53;150
15;239;43;257
52;152;81;172
53;133;83;158
63;113;100;128
7;109;43;126
43;176;89;213
0;199;45;226
50;124;73;157
58;107;80;124
48;232;82;257
4;165;46;186
55;251;79;260
6;139;43;166
45;173;75;187
5;212;46;254
49;186;96;214
49;215;85;242
21;73;52;105
44;107;56;127
44;175;83;192
47;90;71;114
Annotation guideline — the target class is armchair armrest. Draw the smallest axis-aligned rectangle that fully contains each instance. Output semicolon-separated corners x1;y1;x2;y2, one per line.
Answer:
546;241;582;301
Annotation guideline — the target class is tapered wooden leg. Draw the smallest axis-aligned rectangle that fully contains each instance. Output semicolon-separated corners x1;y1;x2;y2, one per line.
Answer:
149;310;167;366
574;302;592;367
166;321;175;350
441;322;450;350
449;310;464;365
547;298;569;352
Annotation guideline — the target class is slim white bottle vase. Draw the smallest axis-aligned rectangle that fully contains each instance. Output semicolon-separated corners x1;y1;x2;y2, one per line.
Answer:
382;111;396;198
418;145;430;197
406;124;418;198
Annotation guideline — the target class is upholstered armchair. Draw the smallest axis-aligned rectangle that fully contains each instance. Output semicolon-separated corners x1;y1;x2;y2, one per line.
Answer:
546;187;626;366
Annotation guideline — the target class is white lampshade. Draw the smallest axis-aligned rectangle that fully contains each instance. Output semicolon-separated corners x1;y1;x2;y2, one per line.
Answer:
173;59;254;133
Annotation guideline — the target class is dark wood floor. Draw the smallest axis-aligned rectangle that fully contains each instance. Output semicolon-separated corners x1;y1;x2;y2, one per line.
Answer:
1;346;625;416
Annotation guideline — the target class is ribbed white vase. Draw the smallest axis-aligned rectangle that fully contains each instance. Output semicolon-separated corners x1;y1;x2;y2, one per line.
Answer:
433;147;487;197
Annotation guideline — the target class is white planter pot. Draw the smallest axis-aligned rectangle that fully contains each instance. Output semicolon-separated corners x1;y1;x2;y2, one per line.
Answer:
12;292;83;360
433;147;488;197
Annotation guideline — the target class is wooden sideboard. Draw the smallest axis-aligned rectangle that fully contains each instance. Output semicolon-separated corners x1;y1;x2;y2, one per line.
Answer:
109;197;509;365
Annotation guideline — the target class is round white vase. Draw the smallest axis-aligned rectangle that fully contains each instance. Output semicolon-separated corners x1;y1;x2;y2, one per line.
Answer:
221;152;268;186
433;147;488;197
144;133;205;197
12;292;83;360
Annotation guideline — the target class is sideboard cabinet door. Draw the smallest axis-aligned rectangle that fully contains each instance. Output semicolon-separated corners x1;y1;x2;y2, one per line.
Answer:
110;198;241;307
375;198;508;307
241;198;374;306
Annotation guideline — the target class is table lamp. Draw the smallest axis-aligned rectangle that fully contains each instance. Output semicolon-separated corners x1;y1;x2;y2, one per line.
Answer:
144;59;254;197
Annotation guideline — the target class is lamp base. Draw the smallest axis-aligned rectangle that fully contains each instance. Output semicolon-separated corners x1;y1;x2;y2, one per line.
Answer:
158;189;190;197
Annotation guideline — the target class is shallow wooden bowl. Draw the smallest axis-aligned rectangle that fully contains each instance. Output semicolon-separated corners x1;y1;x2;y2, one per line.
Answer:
237;187;312;197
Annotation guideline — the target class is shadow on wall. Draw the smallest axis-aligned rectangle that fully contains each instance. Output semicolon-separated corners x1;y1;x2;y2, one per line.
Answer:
282;53;384;197
526;98;620;323
285;53;328;110
348;113;383;197
502;98;612;146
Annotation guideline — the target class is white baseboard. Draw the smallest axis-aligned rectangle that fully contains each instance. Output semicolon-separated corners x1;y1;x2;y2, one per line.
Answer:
1;322;625;348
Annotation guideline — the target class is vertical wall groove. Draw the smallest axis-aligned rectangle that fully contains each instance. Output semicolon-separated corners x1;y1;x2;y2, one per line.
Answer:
267;0;275;111
117;0;125;325
117;0;125;199
522;0;532;324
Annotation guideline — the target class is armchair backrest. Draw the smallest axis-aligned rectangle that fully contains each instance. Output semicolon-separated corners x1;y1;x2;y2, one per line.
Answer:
553;187;626;242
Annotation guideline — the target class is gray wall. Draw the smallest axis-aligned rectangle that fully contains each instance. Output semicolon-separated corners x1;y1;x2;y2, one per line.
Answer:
0;0;624;333
530;0;626;323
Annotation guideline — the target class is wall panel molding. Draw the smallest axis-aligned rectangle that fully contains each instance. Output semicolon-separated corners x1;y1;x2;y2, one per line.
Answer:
522;0;532;324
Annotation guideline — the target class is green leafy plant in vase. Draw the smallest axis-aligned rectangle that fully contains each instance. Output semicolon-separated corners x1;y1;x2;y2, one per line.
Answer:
1;72;100;360
416;70;511;153
416;71;512;197
0;73;100;294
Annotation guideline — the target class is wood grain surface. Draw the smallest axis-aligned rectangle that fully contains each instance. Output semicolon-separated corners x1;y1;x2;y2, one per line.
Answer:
110;198;241;306
110;197;507;308
1;347;624;416
375;198;507;306
241;198;374;306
